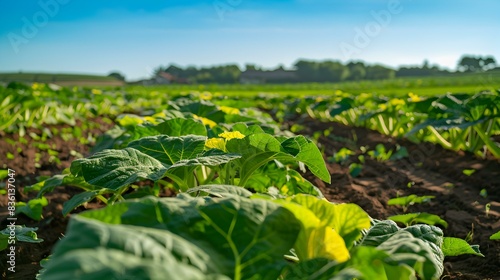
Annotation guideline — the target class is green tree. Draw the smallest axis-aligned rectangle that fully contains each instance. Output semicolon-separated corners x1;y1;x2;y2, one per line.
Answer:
108;72;126;81
457;55;496;72
458;56;482;72
365;65;395;80
347;62;366;80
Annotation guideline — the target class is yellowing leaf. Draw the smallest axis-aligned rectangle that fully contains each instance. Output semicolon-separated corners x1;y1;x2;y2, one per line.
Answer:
193;115;217;128
290;195;371;248
199;91;212;100
219;106;240;115
280;185;289;194
205;138;226;151
143;116;159;124
274;197;351;262
219;131;245;140
117;115;144;126
308;226;349;262
152;111;167;119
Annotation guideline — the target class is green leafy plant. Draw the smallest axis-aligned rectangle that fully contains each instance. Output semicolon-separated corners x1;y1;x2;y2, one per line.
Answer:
15;197;48;221
389;212;448;228
38;189;481;280
388;194;435;213
490;231;500;240
0;226;43;251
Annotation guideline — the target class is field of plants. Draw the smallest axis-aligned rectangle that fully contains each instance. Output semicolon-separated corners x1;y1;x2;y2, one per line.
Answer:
1;81;499;279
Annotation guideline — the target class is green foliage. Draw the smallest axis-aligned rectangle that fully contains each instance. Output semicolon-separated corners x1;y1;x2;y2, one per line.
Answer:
39;194;301;280
360;220;445;279
15;197;48;221
388;195;435;212
331;147;354;164
389;213;448;228
442;237;484;257
490;231;500;240
226;134;331;186
463;169;476;176
2;87;487;279
37;187;477;280
0;226;43;251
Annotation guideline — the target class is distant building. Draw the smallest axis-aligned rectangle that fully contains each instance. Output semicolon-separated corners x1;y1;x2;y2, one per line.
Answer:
240;69;297;84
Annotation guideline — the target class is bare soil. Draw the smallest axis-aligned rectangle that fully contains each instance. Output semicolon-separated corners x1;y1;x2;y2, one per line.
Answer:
1;117;499;279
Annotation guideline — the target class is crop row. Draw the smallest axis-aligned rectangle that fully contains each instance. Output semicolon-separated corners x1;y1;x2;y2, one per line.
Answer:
1;87;489;279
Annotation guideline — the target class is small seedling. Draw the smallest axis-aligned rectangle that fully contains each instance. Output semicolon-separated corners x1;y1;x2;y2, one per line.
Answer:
485;203;491;218
349;163;363;177
465;224;475;243
479;189;488;198
463;169;476;176
388;194;435;213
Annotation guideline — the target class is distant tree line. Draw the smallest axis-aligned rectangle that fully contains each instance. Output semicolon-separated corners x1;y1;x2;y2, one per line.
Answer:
151;55;497;84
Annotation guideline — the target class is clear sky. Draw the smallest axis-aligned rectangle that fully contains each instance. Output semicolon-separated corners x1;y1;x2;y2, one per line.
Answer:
0;0;498;80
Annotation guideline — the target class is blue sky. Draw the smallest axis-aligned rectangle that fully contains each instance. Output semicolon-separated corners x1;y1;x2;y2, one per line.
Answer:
0;0;498;80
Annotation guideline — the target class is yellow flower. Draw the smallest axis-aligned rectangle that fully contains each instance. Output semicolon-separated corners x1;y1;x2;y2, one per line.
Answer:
152;111;167;119
143;116;160;124
91;89;102;95
199;91;212;100
219;106;240;115
408;92;421;102
32;83;41;90
219;131;245;140
118;115;144;126
193;115;217;128
389;98;405;106
281;185;290;194
205;138;226;151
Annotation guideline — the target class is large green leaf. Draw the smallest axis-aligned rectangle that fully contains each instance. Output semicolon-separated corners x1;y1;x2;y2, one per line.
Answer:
70;148;167;190
284;246;417;280
267;197;350;263
128;135;207;165
376;231;442;280
27;173;96;197
42;195;301;280
62;190;106;216
290;195;371;248
329;98;354;117
154;118;207;136
169;149;241;169
226;134;330;185
185;184;253;198
246;164;324;197
72;143;240;191
441;237;484;257
231;123;266;135
360;221;452;279
39;217;228;280
173;99;226;123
